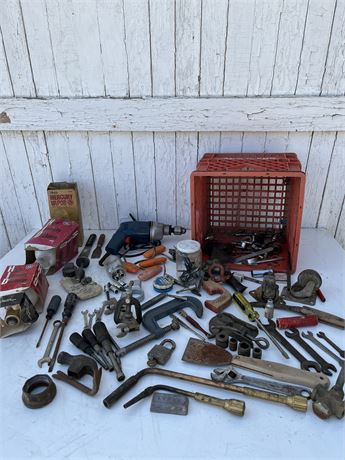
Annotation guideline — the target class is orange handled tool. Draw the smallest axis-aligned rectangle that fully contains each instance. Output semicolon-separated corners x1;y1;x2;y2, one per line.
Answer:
122;261;140;273
143;245;166;259
137;257;167;269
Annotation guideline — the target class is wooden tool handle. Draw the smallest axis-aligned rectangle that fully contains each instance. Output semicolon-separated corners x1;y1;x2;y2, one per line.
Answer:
203;279;232;313
143;245;166;259
137;257;166;268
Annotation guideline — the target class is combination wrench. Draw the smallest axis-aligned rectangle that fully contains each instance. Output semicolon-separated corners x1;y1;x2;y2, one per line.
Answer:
316;331;345;358
264;319;321;372
37;320;62;368
285;328;337;376
211;366;312;398
301;331;344;367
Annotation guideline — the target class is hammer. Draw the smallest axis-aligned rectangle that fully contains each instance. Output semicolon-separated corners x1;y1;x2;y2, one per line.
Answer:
311;363;345;419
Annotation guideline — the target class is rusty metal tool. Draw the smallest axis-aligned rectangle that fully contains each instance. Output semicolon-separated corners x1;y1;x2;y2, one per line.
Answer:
178;310;209;338
93;321;125;381
76;233;97;268
36;295;62;348
301;331;344;366
103;367;308;412
124;384;246;416
48;293;78;372
317;331;345;358
37;320;62;368
91;234;106;259
285;328;337;376
211;366;312;398
233;292;289;359
202;279;232;313
170;314;206;341
253;301;345;330
181;338;329;389
311;364;345;419
263;319;322;372
53;351;102;396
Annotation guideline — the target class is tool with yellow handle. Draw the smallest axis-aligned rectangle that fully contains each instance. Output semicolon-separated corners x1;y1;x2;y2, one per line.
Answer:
233;292;290;359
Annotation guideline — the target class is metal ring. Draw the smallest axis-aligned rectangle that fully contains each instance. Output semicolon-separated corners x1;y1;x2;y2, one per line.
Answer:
252;336;270;350
22;374;56;409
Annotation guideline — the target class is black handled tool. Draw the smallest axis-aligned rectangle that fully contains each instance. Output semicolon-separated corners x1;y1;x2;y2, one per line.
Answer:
70;332;109;370
48;293;78;372
82;328;113;369
36;295;62;348
76;234;97;268
91;234;106;259
93;322;125;381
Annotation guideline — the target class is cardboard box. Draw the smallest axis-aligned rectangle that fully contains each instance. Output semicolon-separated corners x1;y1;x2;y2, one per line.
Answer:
25;218;79;275
0;262;49;338
47;182;84;245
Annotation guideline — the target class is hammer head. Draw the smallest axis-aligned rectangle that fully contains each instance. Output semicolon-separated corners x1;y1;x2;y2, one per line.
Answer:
312;384;345;420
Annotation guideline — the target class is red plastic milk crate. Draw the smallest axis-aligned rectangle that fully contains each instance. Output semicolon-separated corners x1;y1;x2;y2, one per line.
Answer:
190;153;306;273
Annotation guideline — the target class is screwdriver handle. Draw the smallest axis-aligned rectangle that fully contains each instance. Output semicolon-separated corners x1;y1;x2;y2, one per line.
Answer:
93;321;110;344
226;274;247;293
46;295;62;319
62;293;78;321
82;328;99;348
69;332;94;356
233;292;258;321
179;311;209;337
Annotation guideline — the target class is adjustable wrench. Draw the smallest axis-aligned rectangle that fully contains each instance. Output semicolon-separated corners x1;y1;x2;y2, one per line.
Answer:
301;331;344;367
211;366;312;398
317;331;345;358
285;328;337;376
37;320;62;368
264;319;321;372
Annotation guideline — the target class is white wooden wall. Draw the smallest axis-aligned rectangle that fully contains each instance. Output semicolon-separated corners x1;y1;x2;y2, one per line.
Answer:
0;0;344;257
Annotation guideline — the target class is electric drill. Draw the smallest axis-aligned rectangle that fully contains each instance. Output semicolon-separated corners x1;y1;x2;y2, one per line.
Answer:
99;221;186;263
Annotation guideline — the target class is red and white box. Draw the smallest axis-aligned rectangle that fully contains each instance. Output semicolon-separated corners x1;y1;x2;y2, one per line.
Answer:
0;262;49;337
25;218;79;275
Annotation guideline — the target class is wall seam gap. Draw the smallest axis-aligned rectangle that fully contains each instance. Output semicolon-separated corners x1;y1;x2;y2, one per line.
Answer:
148;0;154;97
245;0;257;97
19;0;38;97
44;0;60;96
86;132;101;229
108;133;120;226
222;0;230;97
122;0;131;97
95;1;107;97
198;0;203;96
270;0;284;94
319;0;338;96
0;206;11;249
294;0;310;94
131;132;139;219
334;194;345;237
0;25;15;96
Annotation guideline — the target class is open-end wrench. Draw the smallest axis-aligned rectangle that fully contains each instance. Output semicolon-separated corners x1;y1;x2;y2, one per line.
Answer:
316;331;345;358
285;328;337;376
37;320;62;368
264;319;321;372
301;331;344;367
88;311;95;329
81;310;89;329
211;366;312;398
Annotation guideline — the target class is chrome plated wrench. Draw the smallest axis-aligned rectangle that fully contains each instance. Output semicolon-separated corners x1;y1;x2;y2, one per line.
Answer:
37;320;62;368
301;331;344;367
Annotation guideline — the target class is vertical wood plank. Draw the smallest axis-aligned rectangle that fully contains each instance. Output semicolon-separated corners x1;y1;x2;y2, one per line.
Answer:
296;0;337;95
0;0;35;96
198;132;221;158
318;132;345;234
303;132;336;227
1;131;42;231
96;0;129;97
242;133;266;153
123;0;152;97
149;0;175;96
175;0;201;96
132;132;157;221
109;132;137;223
20;0;59;96
335;200;345;248
321;0;345;95
0;134;26;245
46;132;99;229
176;132;198;228
271;0;309;95
45;0;82;96
286;132;312;170
264;132;290;152
247;0;282;96
220;132;243;152
199;0;228;96
154;133;176;224
0;31;13;96
223;0;255;96
0;208;11;257
71;0;105;96
22;131;52;223
88;132;119;229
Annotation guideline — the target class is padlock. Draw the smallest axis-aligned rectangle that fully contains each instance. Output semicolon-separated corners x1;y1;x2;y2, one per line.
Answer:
147;339;176;367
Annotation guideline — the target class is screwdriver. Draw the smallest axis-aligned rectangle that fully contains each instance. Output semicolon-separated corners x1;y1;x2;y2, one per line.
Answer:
178;310;209;338
48;293;78;372
69;332;109;370
93;322;125;381
36;295;62;348
232;292;290;359
82;328;113;369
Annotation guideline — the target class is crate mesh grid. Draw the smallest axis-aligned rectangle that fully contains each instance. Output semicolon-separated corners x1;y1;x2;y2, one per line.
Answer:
209;176;288;229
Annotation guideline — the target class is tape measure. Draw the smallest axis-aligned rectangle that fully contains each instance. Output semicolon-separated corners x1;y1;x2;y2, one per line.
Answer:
153;275;174;293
